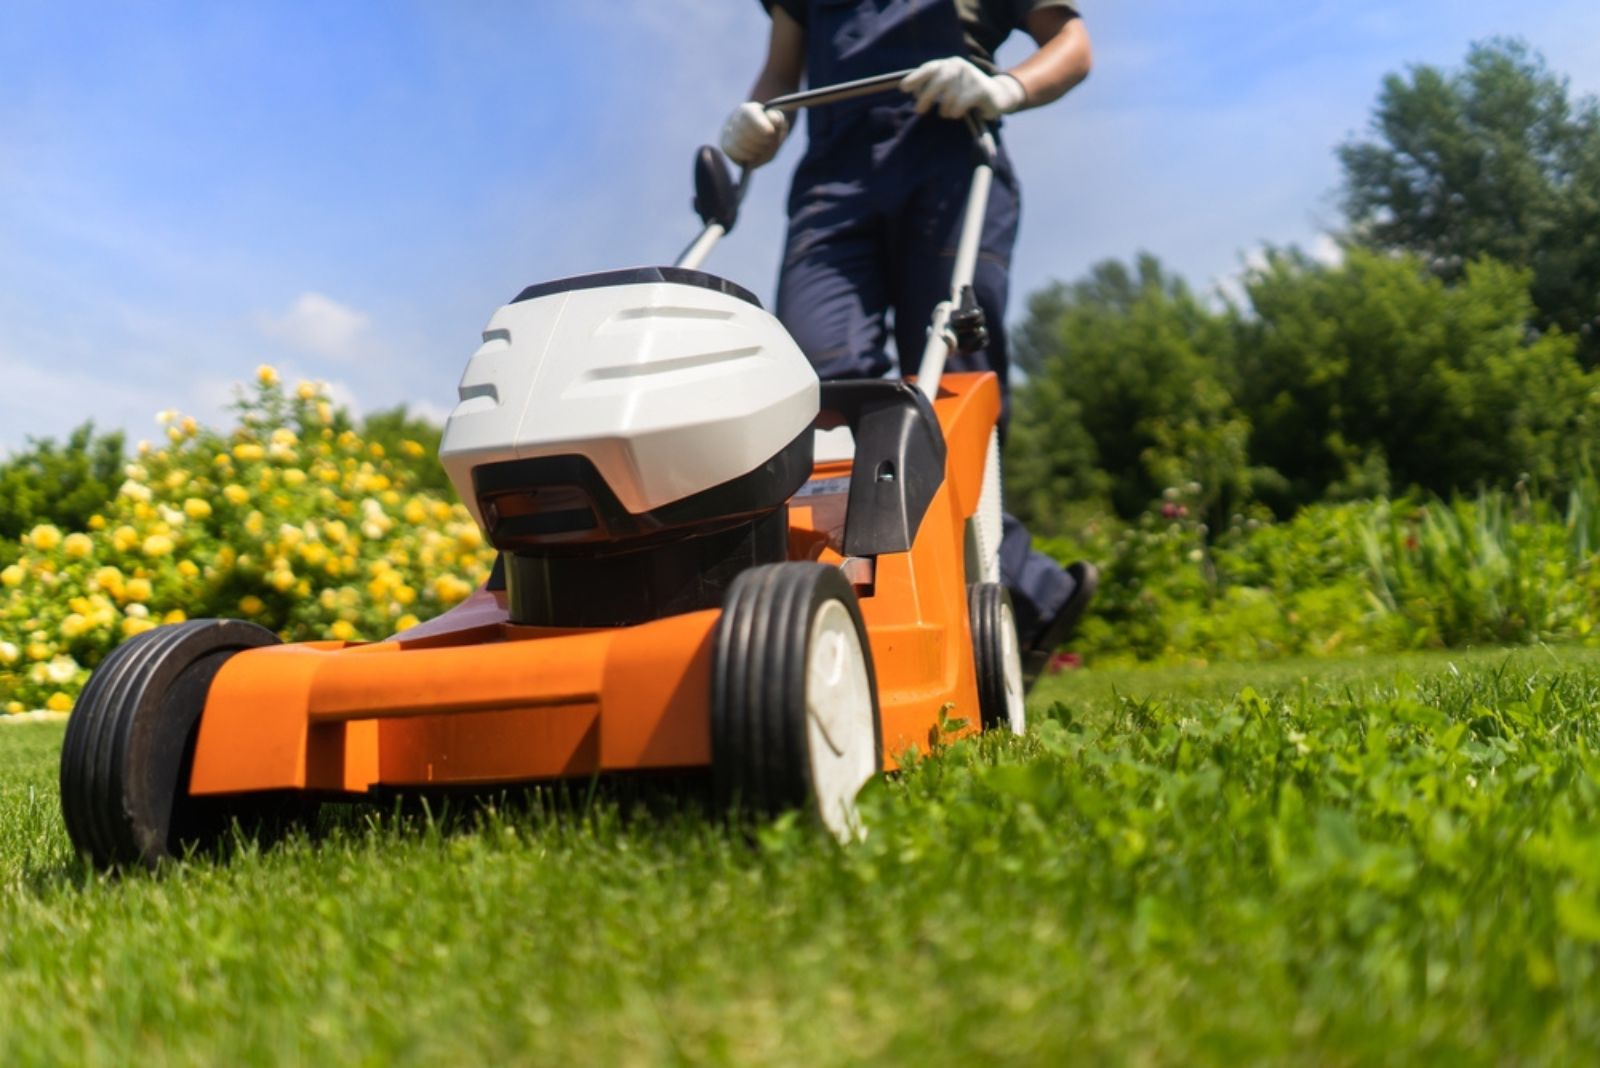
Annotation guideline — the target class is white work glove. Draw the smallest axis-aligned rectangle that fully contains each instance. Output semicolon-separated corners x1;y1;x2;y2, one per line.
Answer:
720;102;790;168
900;57;1026;120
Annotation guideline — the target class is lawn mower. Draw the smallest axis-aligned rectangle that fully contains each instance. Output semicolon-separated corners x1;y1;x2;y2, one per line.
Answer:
59;71;1026;868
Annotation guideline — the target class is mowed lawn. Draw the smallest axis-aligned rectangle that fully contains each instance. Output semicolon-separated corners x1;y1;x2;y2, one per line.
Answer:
6;648;1600;1064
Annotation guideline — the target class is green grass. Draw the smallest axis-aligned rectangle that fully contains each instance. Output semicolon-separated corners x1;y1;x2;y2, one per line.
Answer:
7;647;1600;1064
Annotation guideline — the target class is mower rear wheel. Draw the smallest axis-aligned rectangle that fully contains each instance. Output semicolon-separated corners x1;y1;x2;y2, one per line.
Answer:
970;583;1025;734
711;563;882;841
60;619;281;870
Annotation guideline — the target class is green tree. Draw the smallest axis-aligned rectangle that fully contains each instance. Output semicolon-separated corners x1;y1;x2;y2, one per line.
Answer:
0;423;125;556
1007;255;1261;529
1339;39;1600;362
1234;248;1598;510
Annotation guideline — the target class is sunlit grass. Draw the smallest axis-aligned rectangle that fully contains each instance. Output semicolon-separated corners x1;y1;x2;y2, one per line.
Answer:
5;645;1600;1062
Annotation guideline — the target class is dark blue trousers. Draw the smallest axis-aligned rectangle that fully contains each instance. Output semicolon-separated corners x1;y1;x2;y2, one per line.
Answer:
774;119;1075;646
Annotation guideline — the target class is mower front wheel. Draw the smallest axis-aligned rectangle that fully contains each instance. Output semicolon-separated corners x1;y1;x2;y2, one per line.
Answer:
60;619;282;870
970;583;1026;734
710;563;882;841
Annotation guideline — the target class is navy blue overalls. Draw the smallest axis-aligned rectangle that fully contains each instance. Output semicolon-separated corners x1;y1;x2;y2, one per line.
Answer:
774;0;1075;646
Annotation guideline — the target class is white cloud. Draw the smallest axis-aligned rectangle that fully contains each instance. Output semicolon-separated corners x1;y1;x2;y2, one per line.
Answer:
256;292;371;360
1309;232;1345;267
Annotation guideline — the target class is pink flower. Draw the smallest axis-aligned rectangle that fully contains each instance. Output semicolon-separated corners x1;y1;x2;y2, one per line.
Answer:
1047;652;1083;674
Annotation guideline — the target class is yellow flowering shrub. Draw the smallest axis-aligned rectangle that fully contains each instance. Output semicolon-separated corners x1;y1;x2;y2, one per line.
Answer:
0;373;497;712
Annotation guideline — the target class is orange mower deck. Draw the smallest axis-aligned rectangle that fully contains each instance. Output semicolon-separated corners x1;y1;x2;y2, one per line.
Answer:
188;371;1000;798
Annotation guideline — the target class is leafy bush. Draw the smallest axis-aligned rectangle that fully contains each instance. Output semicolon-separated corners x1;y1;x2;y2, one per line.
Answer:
0;424;125;563
360;404;451;495
1009;249;1600;526
1043;481;1600;667
1008;255;1268;531
1235;249;1600;512
0;368;496;713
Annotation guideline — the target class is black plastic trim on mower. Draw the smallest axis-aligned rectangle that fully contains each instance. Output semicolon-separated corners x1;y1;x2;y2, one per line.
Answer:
478;429;813;628
511;267;762;310
818;379;948;557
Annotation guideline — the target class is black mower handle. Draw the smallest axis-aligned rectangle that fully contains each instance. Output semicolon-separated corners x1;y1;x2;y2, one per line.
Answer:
762;69;918;112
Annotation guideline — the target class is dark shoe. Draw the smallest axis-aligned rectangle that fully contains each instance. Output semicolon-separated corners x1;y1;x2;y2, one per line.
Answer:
1021;561;1098;691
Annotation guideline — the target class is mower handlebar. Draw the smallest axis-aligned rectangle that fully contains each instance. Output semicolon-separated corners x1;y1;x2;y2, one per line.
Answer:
762;69;918;113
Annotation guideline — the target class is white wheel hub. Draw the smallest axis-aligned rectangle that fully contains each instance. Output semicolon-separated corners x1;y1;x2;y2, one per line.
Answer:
999;599;1025;734
805;600;877;841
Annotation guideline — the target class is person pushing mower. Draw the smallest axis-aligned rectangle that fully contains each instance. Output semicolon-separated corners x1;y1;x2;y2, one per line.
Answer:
722;0;1097;687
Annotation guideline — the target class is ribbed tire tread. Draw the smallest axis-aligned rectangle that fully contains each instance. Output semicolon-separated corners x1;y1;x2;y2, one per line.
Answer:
970;583;1017;732
59;619;280;869
710;563;881;821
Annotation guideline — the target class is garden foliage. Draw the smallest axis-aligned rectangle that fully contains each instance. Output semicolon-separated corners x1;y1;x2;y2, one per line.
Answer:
1010;40;1600;529
0;368;496;713
1044;477;1600;666
1009;247;1600;530
0;423;126;563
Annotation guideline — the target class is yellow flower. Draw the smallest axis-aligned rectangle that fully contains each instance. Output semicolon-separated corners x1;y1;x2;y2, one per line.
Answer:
26;642;51;662
329;620;356;641
0;641;18;665
125;577;153;602
395;613;421;632
163;609;187;624
183;497;213;520
283;468;307;487
296;380;319;401
122;617;157;638
27;524;62;551
60;613;91;639
177;559;200;578
142;534;175;557
238;595;265;616
46;692;74;713
93;566;125;596
233;442;265;462
256;363;280;387
269;569;296;592
88;514;107;531
112;525;140;552
401;439;426;459
223;483;250;505
1;565;24;589
62;533;94;560
5;701;21;714
165;470;189;489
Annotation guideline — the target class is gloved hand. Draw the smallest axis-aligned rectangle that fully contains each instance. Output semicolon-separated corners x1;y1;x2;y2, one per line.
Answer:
720;102;791;168
900;57;1026;120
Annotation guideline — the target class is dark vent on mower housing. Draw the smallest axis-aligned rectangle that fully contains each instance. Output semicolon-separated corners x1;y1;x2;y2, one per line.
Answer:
474;428;813;628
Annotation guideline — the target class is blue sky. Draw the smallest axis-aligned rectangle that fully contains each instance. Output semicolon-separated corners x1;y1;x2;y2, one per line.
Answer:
2;1;1597;449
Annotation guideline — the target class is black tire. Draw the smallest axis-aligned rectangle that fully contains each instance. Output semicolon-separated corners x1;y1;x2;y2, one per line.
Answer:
60;619;281;870
970;583;1025;735
710;563;882;839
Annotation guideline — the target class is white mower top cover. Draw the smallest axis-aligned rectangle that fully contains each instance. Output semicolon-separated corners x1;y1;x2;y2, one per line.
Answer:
440;271;820;531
